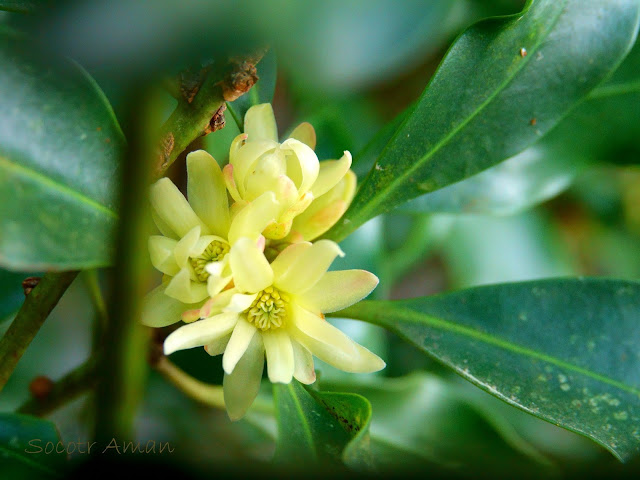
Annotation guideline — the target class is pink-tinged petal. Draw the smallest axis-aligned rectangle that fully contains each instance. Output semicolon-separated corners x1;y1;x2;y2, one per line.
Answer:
281;138;319;194
205;333;232;356
292;340;316;385
244;103;278;142
141;283;202;327
149;177;209;237
222;317;258;374
262;330;294;383
223;334;265;421
164;312;239;355
270;242;312;280
273;240;344;294
181;309;201;323
227;192;280;244
229;237;274;293
299;270;379;313
186;150;230;237
288;309;385;374
200;289;237;318
311;152;352;198
223;164;242;203
148;236;180;276
289;122;316;150
165;267;209;303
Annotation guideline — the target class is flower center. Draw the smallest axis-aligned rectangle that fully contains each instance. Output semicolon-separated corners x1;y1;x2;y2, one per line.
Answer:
190;240;230;282
245;286;289;331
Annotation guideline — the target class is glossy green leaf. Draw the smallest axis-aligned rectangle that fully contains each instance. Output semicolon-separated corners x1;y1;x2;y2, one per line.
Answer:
273;381;371;468
0;413;67;477
0;33;124;270
335;278;640;461
325;0;640;241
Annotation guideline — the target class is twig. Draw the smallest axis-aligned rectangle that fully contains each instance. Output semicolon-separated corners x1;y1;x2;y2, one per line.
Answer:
0;271;79;392
154;356;225;409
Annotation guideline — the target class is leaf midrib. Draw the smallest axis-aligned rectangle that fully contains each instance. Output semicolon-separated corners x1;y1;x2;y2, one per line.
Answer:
353;1;567;223
0;155;118;219
372;305;640;397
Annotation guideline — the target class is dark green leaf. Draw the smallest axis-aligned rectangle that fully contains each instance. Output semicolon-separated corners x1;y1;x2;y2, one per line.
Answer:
335;278;640;461
0;1;44;13
0;33;124;270
325;0;640;241
273;381;370;468
0;413;67;478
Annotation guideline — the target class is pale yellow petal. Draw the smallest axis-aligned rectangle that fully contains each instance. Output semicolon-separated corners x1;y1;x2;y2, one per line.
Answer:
274;240;344;294
231;141;277;196
190;234;228;258
224;334;264;421
200;289;237;318
223;164;242;203
173;225;201;268
165;267;209;303
289;304;357;356
311;152;352;198
262;330;294;383
149;178;209;237
151;209;178;239
229;237;274;293
141;283;200;327
289;122;316;150
281;138;319;194
186;150;230;237
223;293;258;313
270;242;312;279
164;312;239;355
205;333;231;356
244;103;278;142
243;149;287;202
222;317;258;374
227;192;279;244
298;270;379;313
148;236;180;276
292;340;316;384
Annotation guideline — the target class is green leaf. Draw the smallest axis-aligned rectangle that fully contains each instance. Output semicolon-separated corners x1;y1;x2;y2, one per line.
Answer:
0;1;43;13
0;269;39;323
0;33;124;270
325;0;640;241
226;49;277;131
0;413;67;478
273;381;371;468
335;278;640;461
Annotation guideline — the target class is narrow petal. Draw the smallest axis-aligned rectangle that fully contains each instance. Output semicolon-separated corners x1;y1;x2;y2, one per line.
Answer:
224;334;265;421
227;192;280;244
148;236;180;276
311;152;352;198
164;312;239;355
223;317;258;374
292;340;316;384
141;283;200;327
229;237;274;293
222;293;258;313
289;122;316;150
187;150;230;237
262;330;294;383
289;317;385;374
150;178;209;237
298;270;379;313
205;333;231;356
173;225;201;268
223;164;242;202
270;242;312;280
165;267;209;303
151;209;178;239
289;304;357;356
274;240;344;294
281;138;319;194
207;272;233;297
231;141;277;196
244;103;278;142
200;289;236;318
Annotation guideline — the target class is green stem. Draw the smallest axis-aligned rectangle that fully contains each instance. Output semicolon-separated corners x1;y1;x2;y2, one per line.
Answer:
17;357;99;417
155;357;225;409
0;271;78;392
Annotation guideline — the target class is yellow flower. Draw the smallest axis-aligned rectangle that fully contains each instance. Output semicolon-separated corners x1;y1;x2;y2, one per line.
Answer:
142;150;280;327
223;104;353;240
163;238;385;420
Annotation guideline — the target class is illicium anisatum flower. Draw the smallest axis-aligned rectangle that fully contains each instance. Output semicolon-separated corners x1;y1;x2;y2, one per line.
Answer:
162;238;385;420
142;150;279;327
223;104;353;240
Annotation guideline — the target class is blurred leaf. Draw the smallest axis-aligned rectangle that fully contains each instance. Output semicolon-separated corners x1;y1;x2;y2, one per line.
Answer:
0;1;43;13
336;278;640;461
323;373;551;474
0;32;124;270
226;49;277;130
0;413;67;478
326;0;640;241
273;381;370;468
0;269;33;323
